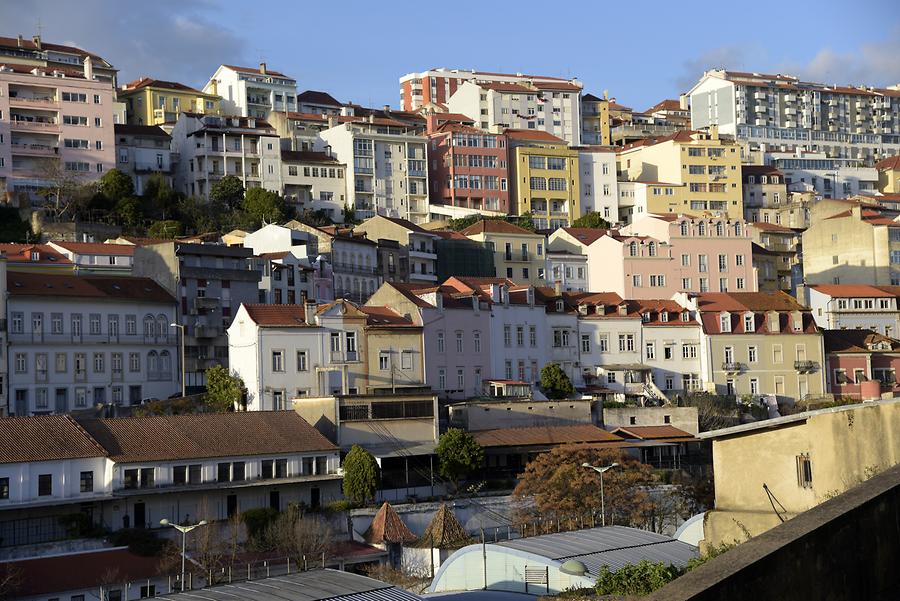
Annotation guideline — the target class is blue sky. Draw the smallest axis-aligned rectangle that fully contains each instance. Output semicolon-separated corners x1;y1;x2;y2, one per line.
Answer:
4;0;900;112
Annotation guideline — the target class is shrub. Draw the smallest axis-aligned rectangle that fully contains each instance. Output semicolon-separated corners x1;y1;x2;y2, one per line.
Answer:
241;508;279;541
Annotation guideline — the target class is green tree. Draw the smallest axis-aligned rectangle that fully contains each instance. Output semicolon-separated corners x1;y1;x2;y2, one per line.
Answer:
142;173;180;219
298;208;333;227
342;445;380;505
540;363;575;399
342;204;357;225
204;365;243;412
0;207;31;243
148;219;184;239
113;196;143;229
209;175;245;210
436;428;484;491
594;560;683;596
571;211;612;229
99;168;135;204
242;187;286;226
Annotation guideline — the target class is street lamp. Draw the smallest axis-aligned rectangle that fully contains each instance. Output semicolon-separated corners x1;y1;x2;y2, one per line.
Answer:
582;462;619;527
170;323;185;398
159;518;207;591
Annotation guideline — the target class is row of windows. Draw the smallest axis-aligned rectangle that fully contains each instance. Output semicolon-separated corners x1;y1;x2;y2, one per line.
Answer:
503;324;539;348
286;165;344;178
10;312;171;337
644;342;700;360
529;177;568;191
436;366;483;391
13;350;172;378
435;330;482;354
721;344;809;364
0;471;94;501
12;385;145;411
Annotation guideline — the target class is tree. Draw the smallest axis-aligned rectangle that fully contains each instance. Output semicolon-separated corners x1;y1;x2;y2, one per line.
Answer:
341;204;357;225
204;365;243;412
142;173;180;219
342;445;379;505
435;428;484;491
512;446;656;527
113;196;143;229
209;175;245;210
242;187;286;227
0;207;31;243
298;208;333;227
263;510;333;565
540;363;575;399
36;160;89;219
99;168;135;205
148;219;184;239
572;211;612;229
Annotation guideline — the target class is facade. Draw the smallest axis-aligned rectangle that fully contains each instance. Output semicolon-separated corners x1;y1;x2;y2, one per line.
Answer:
0;243;73;273
118;77;221;125
616;128;744;219
688;69;900;166
741;164;788;222
806;284;900;336
131;242;261;390
459;220;546;285
0;60;118;207
316;118;429;222
6;272;178;415
354;215;439;284
677;291;826;401
802;204;900;286
824;329;900;400
280;149;348;220
297;90;343;115
748;222;800;293
433;230;496;281
112;123;173;195
576;146;618;221
0;35;117;84
508;130;581;229
877;155;900;194
46;241;134;274
170;112;282;200
426;124;511;218
768;149;878;198
203;63;297;119
581;93;610;146
616;181;685;224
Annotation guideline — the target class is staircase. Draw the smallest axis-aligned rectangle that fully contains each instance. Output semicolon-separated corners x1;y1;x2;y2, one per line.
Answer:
642;379;670;406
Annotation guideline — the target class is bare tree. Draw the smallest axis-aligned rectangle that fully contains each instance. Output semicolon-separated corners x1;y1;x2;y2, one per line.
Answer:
35;159;93;221
0;563;22;600
263;510;332;567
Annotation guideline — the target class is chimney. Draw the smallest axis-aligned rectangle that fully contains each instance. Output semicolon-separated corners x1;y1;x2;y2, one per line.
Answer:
489;283;501;303
83;56;93;81
32;35;41;50
383;105;391;112
304;299;317;326
554;280;562;295
17;34;23;48
259;62;267;75
501;284;510;306
209;78;218;96
710;124;719;140
327;116;337;128
368;114;375;124
851;204;863;220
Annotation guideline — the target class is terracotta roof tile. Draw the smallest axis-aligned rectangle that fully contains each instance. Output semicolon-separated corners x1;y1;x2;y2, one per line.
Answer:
460;220;537;236
360;306;419;328
297;90;342;106
876;155;900;171
242;304;313;327
505;129;567;143
472;424;622;448
824;329;900;354
0;243;71;265
280;150;343;164
7;272;174;304
411;503;471;549
560;227;610;246
809;284;895;298
610;425;694;440
49;241;136;255
0;415;107;464
364;502;417;544
222;64;290;78
122;77;205;94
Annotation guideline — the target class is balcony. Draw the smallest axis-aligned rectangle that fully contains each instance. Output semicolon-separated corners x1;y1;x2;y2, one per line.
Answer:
722;362;743;374
794;360;819;373
409;249;437;260
193;296;220;312
333;262;377;275
194;325;221;339
8;95;58;107
10;143;58;156
10;119;59;132
134;162;168;173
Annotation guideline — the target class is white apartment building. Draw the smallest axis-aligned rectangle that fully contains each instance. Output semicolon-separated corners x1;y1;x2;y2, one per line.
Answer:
6;272;178;415
767;150;878;198
281;149;348;220
616;181;684;225
203;63;297;119
807;284;900;336
353;215;439;284
688;69;900;166
637;301;704;396
546;248;589;292
447;80;583;145
113;123;173;195
170;113;281;200
316;118;429;222
0;59;118;207
576;146;618;221
575;293;645;394
242;223;323;303
47;241;134;275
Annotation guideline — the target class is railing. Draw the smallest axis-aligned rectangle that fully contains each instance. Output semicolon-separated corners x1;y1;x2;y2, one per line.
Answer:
332;262;377;275
722;362;743;373
9;142;58;155
10;119;58;129
8;331;177;345
9;95;57;104
794;360;819;373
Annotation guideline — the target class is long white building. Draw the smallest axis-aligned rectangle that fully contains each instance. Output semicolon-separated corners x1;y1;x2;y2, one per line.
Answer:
203;63;298;119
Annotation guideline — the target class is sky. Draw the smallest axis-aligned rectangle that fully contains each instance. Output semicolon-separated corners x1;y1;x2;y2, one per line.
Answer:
3;0;900;112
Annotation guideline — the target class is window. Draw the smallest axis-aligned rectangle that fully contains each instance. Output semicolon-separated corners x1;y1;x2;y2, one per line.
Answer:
632;274;642;287
438;368;446;390
645;342;656;360
750;378;759;395
438;331;446;352
718;254;727;272
80;471;94;493
296;350;308;371
598;334;609;352
581;334;591;353
401;350;413;370
38;474;52;496
516;326;525;347
724;346;734;363
474;331;481;353
272;350;285;372
379;352;390;371
503;325;511;347
529;326;537;347
797;453;813;488
0;477;7;500
330;332;341;353
457;369;465;390
664;345;674;360
720;314;731;332
456;331;464;353
618;334;635;352
736;254;745;267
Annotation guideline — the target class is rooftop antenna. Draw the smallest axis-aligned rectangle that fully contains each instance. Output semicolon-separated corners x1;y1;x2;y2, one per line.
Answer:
36;17;43;38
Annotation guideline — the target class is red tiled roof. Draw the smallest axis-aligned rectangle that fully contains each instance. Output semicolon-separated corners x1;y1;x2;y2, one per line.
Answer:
382;282;435;308
742;164;784;176
360;306;419;328
504;129;567;143
49;241;136;255
750;221;794;233
7;272;174;303
696;291;807;312
281;150;343;164
0;36;108;63
76;412;337;463
460;220;537;236
113;123;171;138
531;81;581;91
472;424;622;448
431;230;468;241
3;548;164;597
0;415;107;464
876;156;900;171
824;329;900;354
297;90;342;106
122;77;205;94
371;215;435;235
242;304;312;326
0;243;71;265
611;425;694;440
430;112;475;123
222;64;290;78
365;502;417;544
478;82;532;93
560;227;609;246
647;99;684;113
809;284;896;298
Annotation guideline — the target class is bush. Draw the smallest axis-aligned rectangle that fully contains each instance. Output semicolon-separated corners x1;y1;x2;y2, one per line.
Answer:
242;507;279;541
594;560;683;596
323;500;354;515
540;363;575;399
109;528;167;556
342;445;379;505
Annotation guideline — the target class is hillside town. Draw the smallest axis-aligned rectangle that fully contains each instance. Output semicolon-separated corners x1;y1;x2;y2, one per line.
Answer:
0;21;899;601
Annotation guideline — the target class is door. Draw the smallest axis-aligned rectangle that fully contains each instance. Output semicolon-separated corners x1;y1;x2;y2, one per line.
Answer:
55;389;67;413
227;494;238;518
93;387;106;405
133;502;146;529
310;487;320;510
269;490;280;511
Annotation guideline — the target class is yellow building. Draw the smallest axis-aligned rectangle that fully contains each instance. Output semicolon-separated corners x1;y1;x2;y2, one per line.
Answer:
582;93;610;145
617;127;744;219
459;219;546;285
507;130;580;229
877;155;900;194
699;399;900;548
119;77;221;126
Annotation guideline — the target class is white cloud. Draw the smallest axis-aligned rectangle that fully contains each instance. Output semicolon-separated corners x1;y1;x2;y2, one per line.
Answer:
787;29;900;87
673;46;751;92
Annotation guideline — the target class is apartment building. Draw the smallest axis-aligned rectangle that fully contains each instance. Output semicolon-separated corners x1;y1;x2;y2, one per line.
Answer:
742;164;788;222
297;90;343;115
877;155;900;194
0;34;117;83
576;146;618;221
427;123;510;218
581;93;610;145
354;215;439;284
767;149;878;198
616;128;744;219
807;284;900;336
280;150;347;219
287;221;379;303
203;63;297;119
6;272;178;415
748;222;801;293
616;181;685;224
802;204;900;286
0;413;340;543
316;117;429;222
46;241;134;275
507;130;580;229
170;113;281;199
0;243;72;273
368;282;492;401
118;77;221;125
131;242;261;390
459;219;546;285
0;57;117;207
824;329;900;400
688;69;900;165
0;258;6;413
113;124;172;195
242;223;321;303
677;291;826;401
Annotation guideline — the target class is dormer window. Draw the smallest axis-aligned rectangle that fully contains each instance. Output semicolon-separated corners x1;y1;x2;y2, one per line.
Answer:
681;311;690;322
642;312;651;322
744;313;755;332
660;311;669;322
719;313;731;332
578;305;588;315
556;300;564;312
30;251;39;261
793;311;803;332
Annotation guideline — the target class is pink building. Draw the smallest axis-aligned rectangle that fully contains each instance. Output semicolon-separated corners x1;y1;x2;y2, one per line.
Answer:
427;123;511;216
824;329;900;400
0;57;118;207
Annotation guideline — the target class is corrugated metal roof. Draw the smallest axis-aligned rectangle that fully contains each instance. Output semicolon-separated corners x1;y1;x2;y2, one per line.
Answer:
158;569;420;601
496;525;697;573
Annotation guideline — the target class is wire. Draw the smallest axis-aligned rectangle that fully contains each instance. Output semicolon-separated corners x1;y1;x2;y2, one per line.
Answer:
762;483;787;522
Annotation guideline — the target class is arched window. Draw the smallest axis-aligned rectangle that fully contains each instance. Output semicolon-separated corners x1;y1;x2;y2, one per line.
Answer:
160;350;172;378
648;241;657;257
716;222;724;236
143;315;155;337
629;241;638;257
680;222;689;236
698;222;706;236
147;351;159;379
735;222;743;237
157;315;168;339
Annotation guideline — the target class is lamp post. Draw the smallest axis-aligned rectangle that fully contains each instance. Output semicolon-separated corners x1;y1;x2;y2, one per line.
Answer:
582;462;619;526
159;518;207;591
170;323;185;398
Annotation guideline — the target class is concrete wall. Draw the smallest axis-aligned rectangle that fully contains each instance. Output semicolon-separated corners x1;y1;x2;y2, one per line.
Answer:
603;406;700;436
